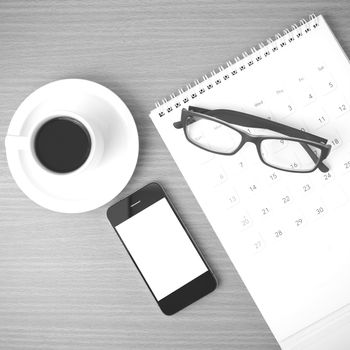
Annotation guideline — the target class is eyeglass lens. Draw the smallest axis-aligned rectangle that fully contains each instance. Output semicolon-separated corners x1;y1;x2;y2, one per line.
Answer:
185;115;242;154
260;139;321;172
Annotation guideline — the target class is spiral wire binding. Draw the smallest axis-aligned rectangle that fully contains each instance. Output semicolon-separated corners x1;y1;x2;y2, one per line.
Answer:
154;14;320;117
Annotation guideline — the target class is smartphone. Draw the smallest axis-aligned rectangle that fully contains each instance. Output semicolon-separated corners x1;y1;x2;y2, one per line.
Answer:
107;182;217;315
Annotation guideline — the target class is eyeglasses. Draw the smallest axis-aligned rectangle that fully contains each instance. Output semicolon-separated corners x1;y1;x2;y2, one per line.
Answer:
173;106;332;173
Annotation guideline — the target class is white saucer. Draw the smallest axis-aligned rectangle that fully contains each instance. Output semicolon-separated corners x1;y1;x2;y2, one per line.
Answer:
5;79;139;213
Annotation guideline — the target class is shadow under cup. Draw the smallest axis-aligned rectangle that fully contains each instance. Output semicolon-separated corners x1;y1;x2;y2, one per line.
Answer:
34;117;92;173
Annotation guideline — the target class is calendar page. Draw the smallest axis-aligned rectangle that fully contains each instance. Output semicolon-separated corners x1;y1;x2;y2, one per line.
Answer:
150;15;350;347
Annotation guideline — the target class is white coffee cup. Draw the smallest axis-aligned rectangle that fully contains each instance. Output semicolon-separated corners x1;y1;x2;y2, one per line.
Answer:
5;110;104;177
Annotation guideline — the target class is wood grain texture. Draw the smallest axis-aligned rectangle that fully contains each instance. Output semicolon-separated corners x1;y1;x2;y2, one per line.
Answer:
1;1;350;349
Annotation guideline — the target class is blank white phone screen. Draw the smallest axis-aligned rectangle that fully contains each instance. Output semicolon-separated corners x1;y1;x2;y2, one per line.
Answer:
116;198;208;300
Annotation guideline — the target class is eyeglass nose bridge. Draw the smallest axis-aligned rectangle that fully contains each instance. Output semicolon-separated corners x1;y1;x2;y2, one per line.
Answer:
240;130;262;145
234;132;264;157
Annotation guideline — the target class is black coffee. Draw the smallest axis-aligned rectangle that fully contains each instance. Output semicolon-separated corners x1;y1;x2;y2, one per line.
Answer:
34;117;92;173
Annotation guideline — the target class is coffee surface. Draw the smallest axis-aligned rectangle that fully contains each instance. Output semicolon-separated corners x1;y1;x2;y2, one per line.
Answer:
34;117;91;173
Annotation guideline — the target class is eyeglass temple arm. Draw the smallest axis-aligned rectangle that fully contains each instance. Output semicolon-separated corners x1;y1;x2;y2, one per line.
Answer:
191;107;330;172
188;106;328;144
177;107;329;172
300;142;328;172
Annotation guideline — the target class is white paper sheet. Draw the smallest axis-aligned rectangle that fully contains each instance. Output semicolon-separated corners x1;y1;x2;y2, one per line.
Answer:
150;15;350;347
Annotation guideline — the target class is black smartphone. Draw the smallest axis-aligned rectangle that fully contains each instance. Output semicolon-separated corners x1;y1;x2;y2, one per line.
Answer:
107;182;217;315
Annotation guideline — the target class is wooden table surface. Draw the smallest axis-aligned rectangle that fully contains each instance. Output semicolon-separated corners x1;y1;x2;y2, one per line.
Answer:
1;1;350;349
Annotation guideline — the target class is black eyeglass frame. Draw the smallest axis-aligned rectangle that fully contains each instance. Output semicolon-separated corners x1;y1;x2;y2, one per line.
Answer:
174;107;331;174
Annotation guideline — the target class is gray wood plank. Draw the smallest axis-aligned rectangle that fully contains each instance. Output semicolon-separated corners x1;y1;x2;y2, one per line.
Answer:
1;1;349;349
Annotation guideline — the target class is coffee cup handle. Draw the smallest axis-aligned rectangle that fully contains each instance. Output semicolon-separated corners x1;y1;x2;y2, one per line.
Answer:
5;135;30;151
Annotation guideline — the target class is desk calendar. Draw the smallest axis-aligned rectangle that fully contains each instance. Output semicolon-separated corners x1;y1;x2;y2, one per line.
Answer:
150;15;350;349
